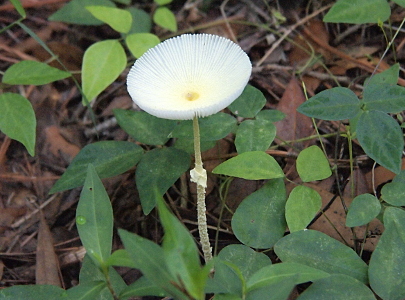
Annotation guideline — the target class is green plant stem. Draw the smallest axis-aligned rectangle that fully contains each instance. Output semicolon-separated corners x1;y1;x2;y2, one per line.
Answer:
102;266;119;300
371;16;405;79
192;116;212;263
0;17;24;34
347;128;355;200
269;132;340;150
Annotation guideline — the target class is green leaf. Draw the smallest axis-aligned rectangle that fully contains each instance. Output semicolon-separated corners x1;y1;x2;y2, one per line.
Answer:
369;207;405;300
210;245;272;295
393;0;405;7
118;229;189;300
3;60;70;85
298;274;376;300
125;33;160;58
66;281;107;300
357;110;403;174
79;255;105;283
82;40;126;103
232;178;287;248
235;119;276;153
76;164;113;266
255;109;286;123
120;276;166;298
247;262;330;292
79;254;127;297
153;7;177;32
381;173;405;206
323;0;390;24
86;6;132;33
0;93;36;156
114;109;176;145
245;275;297;300
127;7;152;34
105;249;137;268
213;151;284;180
49;0;116;25
154;0;172;4
174;138;216;154
274;230;368;283
365;63;399;86
296;145;332;182
285;185;321;232
213;294;243;300
362;83;405;113
50;141;143;193
346;194;381;227
113;0;130;4
136;147;190;214
219;245;272;280
297;87;361;120
158;198;207;300
10;0;26;18
228;85;267;118
171;112;237;141
0;285;66;300
207;260;245;295
392;169;405;183
348;109;362;134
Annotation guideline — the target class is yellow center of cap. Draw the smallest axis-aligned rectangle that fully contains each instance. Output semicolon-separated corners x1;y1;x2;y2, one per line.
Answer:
185;91;199;101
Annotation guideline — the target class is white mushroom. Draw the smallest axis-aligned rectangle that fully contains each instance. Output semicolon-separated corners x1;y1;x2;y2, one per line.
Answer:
127;33;252;120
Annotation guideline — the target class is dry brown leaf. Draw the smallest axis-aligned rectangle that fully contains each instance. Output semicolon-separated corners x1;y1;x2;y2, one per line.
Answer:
328;64;350;76
356;57;391;71
16;25;55;53
226;178;262;212
343;168;371;198
101;95;133;117
333;59;389;79
36;212;62;287
339;45;380;59
44;125;81;161
301;75;321;96
275;76;313;148
31;41;83;81
289;19;331;67
0;207;27;234
365;158;405;191
199;12;248;42
32;41;82;70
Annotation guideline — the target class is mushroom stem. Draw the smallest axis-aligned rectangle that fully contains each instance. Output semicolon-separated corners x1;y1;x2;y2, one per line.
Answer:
191;115;212;262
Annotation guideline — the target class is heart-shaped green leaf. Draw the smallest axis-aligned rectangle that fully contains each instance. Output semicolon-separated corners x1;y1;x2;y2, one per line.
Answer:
274;230;368;283
3;61;71;85
357;110;403;174
213;151;284;180
0;93;36;156
232;178;286;248
82;40;126;103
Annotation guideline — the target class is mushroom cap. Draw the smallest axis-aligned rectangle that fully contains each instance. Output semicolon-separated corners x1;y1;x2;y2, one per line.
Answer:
127;34;252;120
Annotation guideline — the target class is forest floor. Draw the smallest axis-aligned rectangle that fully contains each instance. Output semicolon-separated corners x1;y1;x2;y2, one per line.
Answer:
0;0;404;298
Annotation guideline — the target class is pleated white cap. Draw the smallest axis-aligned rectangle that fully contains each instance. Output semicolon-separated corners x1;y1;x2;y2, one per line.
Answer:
127;34;252;120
